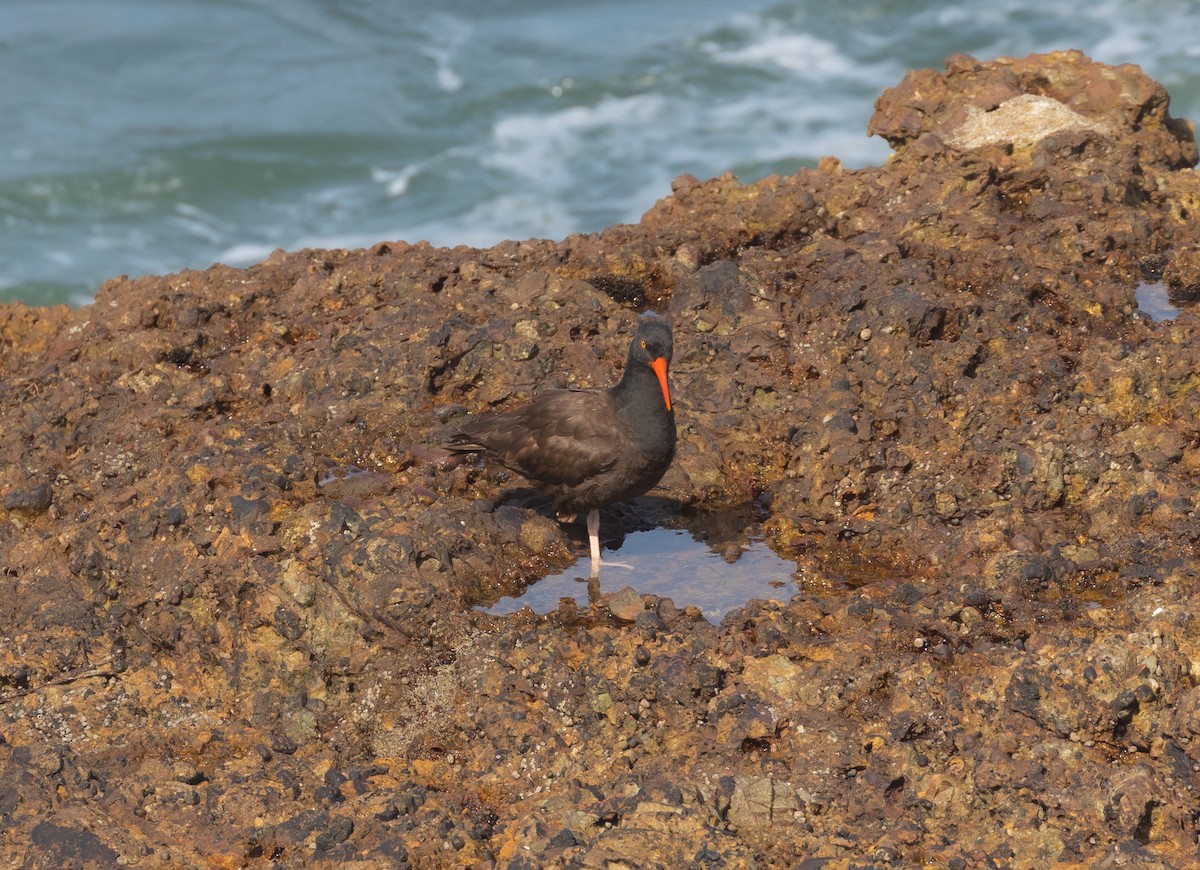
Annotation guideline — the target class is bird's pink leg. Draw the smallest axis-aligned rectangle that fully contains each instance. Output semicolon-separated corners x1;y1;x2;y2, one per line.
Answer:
586;509;633;578
587;509;602;579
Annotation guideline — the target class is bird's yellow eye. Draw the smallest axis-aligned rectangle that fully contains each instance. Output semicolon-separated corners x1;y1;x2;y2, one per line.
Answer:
640;340;647;349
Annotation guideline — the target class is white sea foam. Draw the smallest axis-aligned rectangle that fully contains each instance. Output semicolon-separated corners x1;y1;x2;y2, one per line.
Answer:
371;165;422;198
934;7;974;26
704;26;856;77
418;13;469;92
217;242;277;268
1084;1;1166;65
46;249;75;268
170;203;226;244
430;53;464;93
709;91;893;167
271;190;578;254
486;93;670;185
438;193;577;246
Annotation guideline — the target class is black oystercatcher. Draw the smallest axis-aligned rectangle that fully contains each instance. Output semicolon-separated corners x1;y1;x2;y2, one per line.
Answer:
449;316;675;578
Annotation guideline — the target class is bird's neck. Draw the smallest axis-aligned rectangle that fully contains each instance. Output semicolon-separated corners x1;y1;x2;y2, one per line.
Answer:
611;364;673;425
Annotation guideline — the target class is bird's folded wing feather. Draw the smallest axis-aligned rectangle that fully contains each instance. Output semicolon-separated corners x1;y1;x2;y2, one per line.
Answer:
467;389;623;485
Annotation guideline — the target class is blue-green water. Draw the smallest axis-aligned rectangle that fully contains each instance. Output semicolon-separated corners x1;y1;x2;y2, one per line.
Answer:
4;0;1199;306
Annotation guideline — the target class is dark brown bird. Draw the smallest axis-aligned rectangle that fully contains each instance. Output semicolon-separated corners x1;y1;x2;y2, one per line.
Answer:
449;316;675;578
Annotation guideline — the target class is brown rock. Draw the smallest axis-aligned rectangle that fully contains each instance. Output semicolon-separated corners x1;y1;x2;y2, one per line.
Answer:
3;482;52;513
607;587;645;623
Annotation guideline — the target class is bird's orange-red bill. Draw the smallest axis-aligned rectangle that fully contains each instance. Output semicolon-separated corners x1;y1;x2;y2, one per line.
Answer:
650;357;671;411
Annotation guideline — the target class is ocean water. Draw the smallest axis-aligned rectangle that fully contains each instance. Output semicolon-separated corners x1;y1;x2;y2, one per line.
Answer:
3;0;1199;306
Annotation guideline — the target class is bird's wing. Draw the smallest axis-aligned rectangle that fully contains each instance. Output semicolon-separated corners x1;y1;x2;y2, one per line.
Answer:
460;389;624;486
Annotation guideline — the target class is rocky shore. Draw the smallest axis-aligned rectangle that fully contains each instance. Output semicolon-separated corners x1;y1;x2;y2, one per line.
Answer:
3;51;1200;867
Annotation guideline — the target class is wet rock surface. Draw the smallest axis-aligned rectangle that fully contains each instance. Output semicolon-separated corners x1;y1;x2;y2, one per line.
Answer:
3;51;1200;867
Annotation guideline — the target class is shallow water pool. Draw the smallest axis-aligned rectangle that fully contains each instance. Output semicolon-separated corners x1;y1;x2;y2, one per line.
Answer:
483;510;796;622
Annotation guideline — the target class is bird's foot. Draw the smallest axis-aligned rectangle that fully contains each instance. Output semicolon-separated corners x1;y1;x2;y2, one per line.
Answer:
556;511;577;524
587;558;635;580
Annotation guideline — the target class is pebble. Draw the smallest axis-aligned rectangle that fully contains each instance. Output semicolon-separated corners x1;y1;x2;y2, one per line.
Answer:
3;482;52;513
35;750;62;776
172;761;205;785
607;587;645;623
315;817;354;851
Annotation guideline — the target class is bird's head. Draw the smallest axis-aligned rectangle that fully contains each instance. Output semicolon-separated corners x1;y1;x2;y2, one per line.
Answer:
629;317;673;411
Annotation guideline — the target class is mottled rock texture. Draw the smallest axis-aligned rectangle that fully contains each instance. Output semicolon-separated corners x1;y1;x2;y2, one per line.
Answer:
3;51;1200;868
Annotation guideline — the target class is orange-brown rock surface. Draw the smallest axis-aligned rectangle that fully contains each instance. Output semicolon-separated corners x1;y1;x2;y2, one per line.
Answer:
3;51;1200;868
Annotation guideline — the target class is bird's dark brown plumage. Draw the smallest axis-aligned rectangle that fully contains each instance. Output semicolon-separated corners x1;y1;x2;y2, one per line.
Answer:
448;317;675;576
